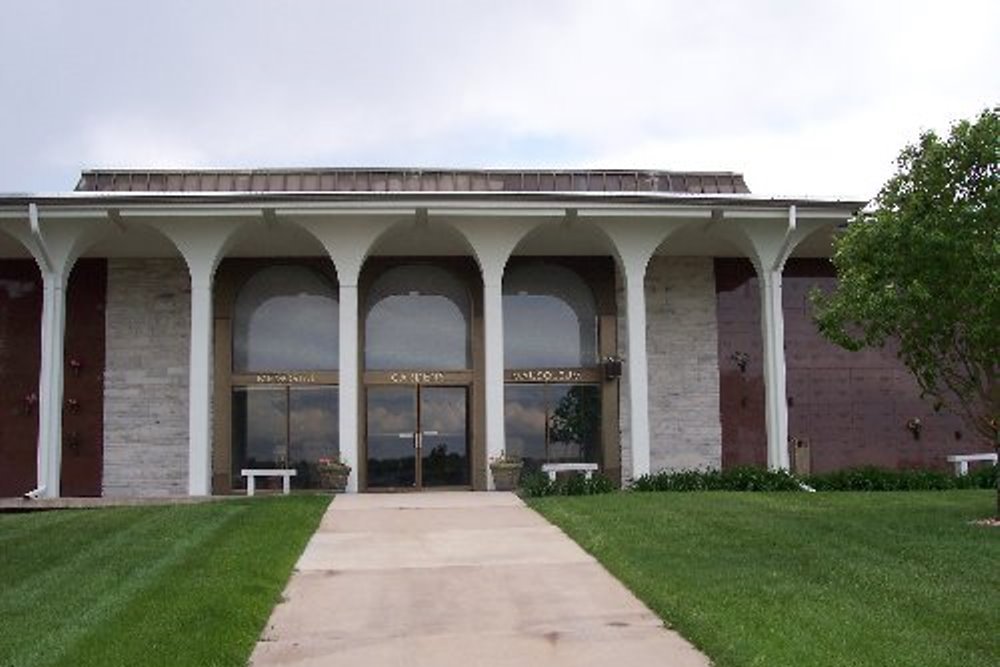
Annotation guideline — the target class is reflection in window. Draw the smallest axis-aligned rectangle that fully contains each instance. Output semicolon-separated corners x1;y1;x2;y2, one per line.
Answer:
232;386;339;489
503;263;598;368
365;265;470;370
233;266;338;372
504;384;600;471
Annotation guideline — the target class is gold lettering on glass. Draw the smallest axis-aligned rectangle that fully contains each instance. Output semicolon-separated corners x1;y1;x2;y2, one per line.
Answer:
388;371;446;384
254;373;318;384
510;369;583;383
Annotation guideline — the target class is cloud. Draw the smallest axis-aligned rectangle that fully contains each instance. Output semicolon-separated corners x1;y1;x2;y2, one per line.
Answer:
0;0;997;194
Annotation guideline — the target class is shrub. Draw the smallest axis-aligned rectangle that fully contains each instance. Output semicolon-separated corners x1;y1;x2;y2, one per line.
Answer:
519;471;615;497
805;465;997;491
631;466;801;492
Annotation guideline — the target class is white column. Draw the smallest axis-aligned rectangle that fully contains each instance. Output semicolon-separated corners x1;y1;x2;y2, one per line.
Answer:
483;276;505;489
759;269;790;471
338;283;360;492
187;275;214;495
36;271;68;498
623;260;651;480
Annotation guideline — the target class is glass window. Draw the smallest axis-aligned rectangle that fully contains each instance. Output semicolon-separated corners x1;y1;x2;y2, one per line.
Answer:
504;383;600;471
503;263;598;368
233;266;338;372
232;386;339;489
365;265;470;370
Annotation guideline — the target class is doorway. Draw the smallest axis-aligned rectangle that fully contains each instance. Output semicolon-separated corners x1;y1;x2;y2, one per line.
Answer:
366;385;469;489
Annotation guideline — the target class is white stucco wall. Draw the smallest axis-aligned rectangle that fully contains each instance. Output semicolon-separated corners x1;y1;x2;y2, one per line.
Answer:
102;259;190;496
618;256;722;483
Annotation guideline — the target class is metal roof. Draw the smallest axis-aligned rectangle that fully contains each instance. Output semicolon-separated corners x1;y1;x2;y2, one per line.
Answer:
75;168;752;195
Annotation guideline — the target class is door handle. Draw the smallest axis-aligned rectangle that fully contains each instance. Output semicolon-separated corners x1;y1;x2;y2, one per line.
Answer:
422;430;439;436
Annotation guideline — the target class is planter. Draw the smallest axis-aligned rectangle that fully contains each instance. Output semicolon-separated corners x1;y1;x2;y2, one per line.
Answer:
319;466;351;493
490;463;522;492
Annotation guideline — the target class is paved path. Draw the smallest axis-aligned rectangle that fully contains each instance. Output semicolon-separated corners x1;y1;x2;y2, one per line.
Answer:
250;492;710;667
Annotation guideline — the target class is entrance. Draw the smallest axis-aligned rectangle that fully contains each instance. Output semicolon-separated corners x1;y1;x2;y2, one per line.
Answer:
366;385;469;489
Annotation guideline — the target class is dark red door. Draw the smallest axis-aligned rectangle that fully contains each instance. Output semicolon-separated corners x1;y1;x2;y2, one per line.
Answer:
0;260;42;496
60;259;106;497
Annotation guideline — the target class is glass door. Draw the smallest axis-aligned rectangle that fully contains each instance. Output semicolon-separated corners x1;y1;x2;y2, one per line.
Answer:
365;385;468;489
420;387;469;487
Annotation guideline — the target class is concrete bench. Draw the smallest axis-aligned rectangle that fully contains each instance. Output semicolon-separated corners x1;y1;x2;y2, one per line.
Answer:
241;468;297;496
946;453;997;476
541;463;599;481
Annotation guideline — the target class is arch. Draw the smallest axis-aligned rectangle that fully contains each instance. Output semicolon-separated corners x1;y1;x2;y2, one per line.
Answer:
364;263;472;371
233;265;340;373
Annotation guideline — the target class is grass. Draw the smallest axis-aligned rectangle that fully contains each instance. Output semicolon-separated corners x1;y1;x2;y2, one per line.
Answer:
530;491;999;667
0;495;329;667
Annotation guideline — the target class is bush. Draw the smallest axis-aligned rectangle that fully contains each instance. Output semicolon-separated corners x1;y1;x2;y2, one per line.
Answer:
631;466;802;492
519;471;615;498
804;465;997;491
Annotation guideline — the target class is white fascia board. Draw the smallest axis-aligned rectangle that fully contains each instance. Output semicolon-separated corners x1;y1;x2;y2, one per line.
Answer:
0;208;109;220
427;207;565;218
577;206;712;219
276;207;416;217
721;208;854;220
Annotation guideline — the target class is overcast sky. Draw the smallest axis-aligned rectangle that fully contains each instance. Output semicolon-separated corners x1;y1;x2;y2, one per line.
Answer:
1;0;996;199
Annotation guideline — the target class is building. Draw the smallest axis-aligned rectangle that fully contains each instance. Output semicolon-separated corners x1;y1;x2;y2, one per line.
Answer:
0;168;971;498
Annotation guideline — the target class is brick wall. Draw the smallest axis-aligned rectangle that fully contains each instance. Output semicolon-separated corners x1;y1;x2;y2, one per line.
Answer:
103;259;190;496
715;258;976;473
618;256;723;483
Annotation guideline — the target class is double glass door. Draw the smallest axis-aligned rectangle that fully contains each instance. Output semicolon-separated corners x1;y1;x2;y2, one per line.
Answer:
366;386;469;489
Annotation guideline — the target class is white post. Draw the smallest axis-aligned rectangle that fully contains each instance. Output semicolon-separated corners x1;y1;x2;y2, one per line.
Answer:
338;283;360;492
760;269;790;471
623;260;651;480
187;273;214;495
483;275;506;489
36;271;68;498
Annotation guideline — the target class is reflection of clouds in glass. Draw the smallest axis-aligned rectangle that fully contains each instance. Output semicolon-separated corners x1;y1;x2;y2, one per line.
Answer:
367;388;416;433
421;388;466;433
503;264;598;368
290;387;339;460
504;386;546;461
234;267;339;372
243;389;285;462
365;266;470;370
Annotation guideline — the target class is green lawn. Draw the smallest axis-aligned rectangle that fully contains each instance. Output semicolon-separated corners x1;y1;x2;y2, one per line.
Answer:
530;491;999;667
0;496;329;667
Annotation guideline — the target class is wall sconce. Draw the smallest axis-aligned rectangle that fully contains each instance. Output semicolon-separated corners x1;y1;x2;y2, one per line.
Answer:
730;351;749;374
602;356;623;381
22;392;38;415
906;417;922;440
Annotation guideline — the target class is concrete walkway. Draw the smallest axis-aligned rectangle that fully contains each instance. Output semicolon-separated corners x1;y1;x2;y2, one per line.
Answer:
250;492;710;667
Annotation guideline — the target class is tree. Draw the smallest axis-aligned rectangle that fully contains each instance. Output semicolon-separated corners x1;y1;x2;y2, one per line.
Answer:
811;107;999;517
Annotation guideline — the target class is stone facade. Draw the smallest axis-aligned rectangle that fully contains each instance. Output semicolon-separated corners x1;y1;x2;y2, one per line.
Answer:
618;256;722;483
102;259;190;496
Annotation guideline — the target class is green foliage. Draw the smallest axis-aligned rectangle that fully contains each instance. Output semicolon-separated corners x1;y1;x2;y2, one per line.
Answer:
811;107;999;441
804;465;996;491
530;492;1000;667
630;466;802;492
519;470;615;497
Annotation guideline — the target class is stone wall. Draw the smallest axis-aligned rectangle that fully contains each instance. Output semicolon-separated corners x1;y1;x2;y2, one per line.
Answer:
102;259;190;496
618;256;722;484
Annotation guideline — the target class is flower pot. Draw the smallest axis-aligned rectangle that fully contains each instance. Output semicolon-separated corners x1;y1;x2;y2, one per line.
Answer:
490;463;522;491
319;466;351;492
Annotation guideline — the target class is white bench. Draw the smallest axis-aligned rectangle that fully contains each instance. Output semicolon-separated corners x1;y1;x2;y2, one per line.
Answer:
241;468;297;496
541;463;599;481
946;453;997;476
